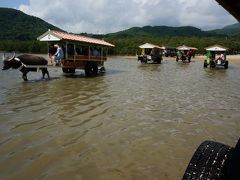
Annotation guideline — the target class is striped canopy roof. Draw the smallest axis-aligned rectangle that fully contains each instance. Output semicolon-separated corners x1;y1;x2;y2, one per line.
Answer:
37;30;115;47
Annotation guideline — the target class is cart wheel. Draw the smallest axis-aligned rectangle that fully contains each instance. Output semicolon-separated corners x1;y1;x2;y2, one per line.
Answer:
182;140;233;180
85;62;98;76
156;59;161;64
227;138;240;180
224;61;229;69
203;61;208;68
62;68;75;73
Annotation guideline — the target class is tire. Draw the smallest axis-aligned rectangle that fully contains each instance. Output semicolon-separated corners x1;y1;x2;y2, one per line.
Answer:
227;138;240;180
85;62;98;76
203;61;208;68
224;61;229;69
62;68;75;73
182;141;233;180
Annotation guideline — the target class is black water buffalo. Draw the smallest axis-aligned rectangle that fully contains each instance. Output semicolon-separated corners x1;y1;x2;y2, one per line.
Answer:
2;54;50;81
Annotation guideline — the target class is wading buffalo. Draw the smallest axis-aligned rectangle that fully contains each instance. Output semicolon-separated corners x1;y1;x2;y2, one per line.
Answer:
2;54;50;81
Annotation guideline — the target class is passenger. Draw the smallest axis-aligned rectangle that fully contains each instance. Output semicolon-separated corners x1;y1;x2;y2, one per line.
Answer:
93;48;100;56
186;50;192;61
52;44;64;66
220;53;224;60
216;53;224;64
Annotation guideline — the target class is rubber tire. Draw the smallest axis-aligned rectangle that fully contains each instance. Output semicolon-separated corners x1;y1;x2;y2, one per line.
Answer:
62;68;75;73
182;141;233;180
85;62;98;76
226;138;240;180
203;61;208;68
156;59;161;64
224;61;229;69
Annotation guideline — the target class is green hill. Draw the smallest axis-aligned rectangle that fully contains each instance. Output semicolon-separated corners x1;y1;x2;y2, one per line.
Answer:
106;26;215;39
208;23;240;36
0;7;61;40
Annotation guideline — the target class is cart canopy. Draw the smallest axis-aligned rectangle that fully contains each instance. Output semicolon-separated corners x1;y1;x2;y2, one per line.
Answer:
205;45;228;52
139;43;163;49
37;29;115;47
177;45;191;51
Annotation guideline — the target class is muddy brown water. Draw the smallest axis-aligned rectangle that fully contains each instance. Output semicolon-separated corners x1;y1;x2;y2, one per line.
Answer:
0;55;239;180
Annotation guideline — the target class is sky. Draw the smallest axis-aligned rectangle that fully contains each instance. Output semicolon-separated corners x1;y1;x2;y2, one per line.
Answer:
0;0;238;34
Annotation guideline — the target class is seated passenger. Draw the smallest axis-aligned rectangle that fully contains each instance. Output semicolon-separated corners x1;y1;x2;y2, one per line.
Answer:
93;49;100;56
52;44;64;66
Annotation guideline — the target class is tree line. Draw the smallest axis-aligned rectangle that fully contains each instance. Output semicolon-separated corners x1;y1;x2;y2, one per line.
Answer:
0;35;240;55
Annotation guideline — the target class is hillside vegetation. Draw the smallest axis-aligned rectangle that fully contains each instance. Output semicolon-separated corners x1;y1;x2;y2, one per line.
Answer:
0;8;240;55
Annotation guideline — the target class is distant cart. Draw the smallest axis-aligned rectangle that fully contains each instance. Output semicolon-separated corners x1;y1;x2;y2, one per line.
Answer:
176;45;197;63
203;45;229;69
137;43;163;64
37;30;114;76
162;46;177;57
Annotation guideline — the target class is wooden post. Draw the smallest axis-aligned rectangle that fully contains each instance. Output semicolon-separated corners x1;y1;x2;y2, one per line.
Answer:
88;46;90;61
101;47;103;62
65;42;68;59
74;43;76;62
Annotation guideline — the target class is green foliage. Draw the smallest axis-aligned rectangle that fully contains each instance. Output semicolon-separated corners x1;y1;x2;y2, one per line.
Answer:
0;40;47;53
209;23;240;36
0;7;61;41
105;35;240;55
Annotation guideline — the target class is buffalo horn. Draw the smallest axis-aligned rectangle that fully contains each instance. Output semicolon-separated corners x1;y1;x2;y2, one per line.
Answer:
9;52;16;61
2;53;5;61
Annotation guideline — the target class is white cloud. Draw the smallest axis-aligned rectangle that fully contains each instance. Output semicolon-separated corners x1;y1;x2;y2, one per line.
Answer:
19;0;237;34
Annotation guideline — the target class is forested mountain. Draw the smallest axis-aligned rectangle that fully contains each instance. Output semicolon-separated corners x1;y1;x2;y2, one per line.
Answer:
106;26;215;39
0;7;61;40
208;23;240;36
0;7;239;54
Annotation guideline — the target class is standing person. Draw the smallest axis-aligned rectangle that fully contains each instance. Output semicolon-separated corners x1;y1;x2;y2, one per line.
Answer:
53;44;64;66
48;45;56;65
187;50;192;62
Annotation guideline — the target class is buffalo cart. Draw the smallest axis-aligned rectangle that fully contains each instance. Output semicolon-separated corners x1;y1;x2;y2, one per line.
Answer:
38;30;114;76
137;43;163;64
176;45;197;63
203;45;229;69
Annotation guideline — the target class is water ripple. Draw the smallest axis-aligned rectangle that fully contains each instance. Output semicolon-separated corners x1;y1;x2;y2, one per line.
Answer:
0;56;240;180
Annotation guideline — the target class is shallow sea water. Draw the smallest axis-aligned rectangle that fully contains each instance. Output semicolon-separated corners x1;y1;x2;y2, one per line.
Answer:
0;55;239;180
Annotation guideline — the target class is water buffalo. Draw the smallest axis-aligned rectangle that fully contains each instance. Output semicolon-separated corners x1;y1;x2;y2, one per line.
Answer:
2;54;50;81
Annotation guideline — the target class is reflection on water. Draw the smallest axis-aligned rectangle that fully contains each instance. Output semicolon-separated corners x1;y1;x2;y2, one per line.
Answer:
0;55;240;180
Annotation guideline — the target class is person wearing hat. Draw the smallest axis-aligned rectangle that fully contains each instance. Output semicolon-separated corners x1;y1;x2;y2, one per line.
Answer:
52;44;64;66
